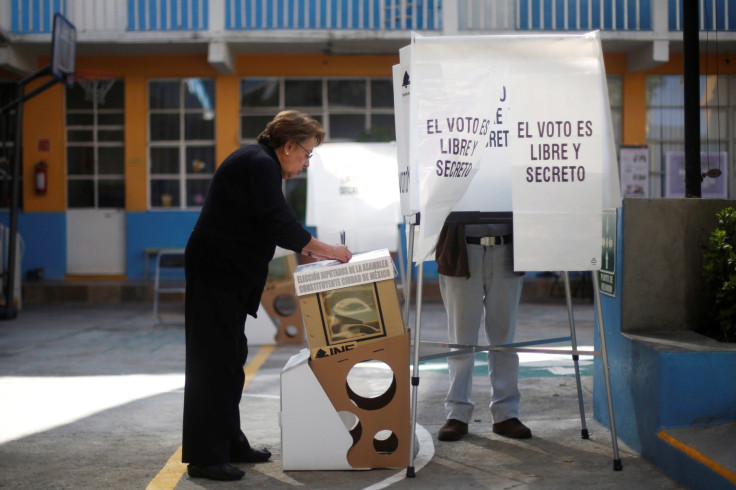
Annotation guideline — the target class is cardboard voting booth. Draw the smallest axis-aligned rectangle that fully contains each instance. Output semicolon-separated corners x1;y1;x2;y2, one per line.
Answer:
393;32;626;473
280;249;410;470
396;31;620;268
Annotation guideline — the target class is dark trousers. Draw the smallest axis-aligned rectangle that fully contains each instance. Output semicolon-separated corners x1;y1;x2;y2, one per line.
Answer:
182;272;252;464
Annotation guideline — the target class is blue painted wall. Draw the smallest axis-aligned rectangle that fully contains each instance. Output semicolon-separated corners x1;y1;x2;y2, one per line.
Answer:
0;210;202;281
125;211;200;279
593;205;736;488
0;211;66;280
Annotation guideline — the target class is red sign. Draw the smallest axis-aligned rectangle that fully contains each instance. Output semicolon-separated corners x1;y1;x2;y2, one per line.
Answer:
37;138;50;152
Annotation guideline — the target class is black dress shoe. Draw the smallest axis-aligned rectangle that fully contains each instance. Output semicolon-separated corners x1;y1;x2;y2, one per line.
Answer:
438;419;468;441
187;463;244;481
492;417;532;439
232;447;272;463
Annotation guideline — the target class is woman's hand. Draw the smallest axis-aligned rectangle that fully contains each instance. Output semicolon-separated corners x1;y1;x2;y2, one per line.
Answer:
302;237;352;262
331;245;352;263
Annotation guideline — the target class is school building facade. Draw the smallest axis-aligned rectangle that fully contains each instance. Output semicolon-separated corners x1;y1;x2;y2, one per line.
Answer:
1;0;735;288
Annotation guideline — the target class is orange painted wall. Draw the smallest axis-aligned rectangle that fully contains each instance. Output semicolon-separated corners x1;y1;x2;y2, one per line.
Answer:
75;55;220;79
622;72;647;146
216;76;240;167
235;53;397;77
125;76;148;211
22;79;66;212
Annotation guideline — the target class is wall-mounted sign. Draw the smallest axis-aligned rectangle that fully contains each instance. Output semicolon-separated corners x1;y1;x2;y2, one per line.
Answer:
665;152;728;198
619;146;648;198
598;208;617;297
37;138;50;153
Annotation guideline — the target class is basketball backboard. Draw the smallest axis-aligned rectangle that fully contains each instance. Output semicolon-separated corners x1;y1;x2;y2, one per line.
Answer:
51;13;76;86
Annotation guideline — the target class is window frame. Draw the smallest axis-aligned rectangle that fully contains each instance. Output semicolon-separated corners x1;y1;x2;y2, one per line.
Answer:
646;74;731;198
0;81;19;209
239;77;396;143
65;79;126;209
239;76;396;222
147;78;216;210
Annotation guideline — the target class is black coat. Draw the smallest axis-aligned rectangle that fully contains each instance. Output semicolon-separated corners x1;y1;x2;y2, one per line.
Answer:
185;143;311;316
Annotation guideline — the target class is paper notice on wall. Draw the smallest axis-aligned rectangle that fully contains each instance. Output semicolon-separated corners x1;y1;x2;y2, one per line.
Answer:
664;151;728;199
620;146;649;197
409;36;509;262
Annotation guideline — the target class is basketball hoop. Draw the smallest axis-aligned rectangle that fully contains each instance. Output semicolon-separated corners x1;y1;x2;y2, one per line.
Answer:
71;70;117;105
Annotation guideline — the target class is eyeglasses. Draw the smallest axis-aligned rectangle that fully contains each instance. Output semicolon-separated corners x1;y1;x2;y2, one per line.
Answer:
296;141;313;160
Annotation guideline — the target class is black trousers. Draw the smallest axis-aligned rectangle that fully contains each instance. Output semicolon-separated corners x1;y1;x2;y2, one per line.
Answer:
181;272;253;464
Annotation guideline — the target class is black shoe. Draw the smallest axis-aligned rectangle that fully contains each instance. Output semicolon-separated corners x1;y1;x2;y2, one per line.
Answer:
232;447;271;463
187;463;244;481
492;418;532;439
438;419;468;441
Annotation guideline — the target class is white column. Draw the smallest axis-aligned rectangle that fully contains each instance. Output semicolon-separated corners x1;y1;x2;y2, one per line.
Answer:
209;0;226;33
443;0;458;34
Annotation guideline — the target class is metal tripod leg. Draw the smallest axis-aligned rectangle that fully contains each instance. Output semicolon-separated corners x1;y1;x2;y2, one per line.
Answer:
402;219;415;328
563;272;589;439
593;272;623;471
397;223;407;316
406;260;423;478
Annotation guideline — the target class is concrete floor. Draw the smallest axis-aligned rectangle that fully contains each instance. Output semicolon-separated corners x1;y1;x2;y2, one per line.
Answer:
0;300;684;489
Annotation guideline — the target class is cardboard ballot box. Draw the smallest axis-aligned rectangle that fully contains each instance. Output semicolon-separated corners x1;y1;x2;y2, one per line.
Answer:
293;249;404;359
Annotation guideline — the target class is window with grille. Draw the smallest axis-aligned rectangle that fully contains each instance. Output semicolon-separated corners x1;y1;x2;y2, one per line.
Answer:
646;75;730;198
148;78;216;209
607;75;622;150
66;80;126;208
0;81;18;209
240;77;395;221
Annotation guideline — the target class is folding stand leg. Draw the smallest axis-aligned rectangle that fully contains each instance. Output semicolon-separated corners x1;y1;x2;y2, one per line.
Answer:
593;272;623;471
402;218;415;328
397;224;407;312
563;272;589;439
406;259;423;478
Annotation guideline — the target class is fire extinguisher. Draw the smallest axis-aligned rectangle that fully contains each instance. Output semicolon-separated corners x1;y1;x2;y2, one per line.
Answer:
34;161;48;195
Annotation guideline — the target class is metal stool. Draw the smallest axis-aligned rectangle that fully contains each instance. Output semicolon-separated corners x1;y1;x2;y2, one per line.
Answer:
152;248;185;324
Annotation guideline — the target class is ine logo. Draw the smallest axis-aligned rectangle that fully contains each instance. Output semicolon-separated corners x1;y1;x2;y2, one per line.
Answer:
314;344;355;358
402;71;410;97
